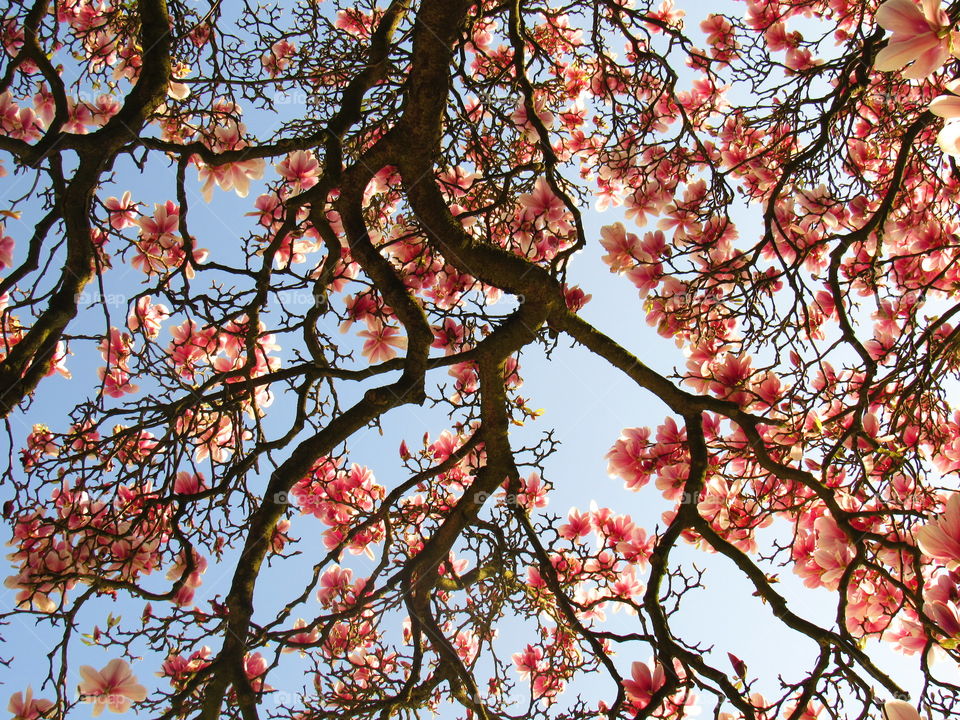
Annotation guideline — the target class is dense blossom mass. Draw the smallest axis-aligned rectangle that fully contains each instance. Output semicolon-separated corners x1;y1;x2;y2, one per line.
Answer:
2;0;960;719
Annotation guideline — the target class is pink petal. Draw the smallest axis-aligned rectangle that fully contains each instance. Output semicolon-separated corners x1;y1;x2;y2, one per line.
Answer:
101;658;129;686
922;0;949;24
78;665;105;695
874;35;940;72
876;0;930;34
929;95;960;118
632;660;652;686
7;692;25;716
107;695;132;714
884;700;921;720
901;42;950;78
937;121;960;155
917;518;960;558
117;678;147;702
947;492;960;528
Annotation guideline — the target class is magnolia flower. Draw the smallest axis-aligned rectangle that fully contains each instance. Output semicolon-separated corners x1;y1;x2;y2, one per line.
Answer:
78;659;147;715
0;226;13;270
168;62;192;100
8;687;53;720
173;471;206;495
925;598;960;637
929;80;960;154
167;81;190;100
883;700;921;720
623;659;666;707
916;493;960;568
357;320;407;363
873;0;953;79
103;192;138;230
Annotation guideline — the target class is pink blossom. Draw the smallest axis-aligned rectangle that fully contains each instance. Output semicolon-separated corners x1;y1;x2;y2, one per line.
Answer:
262;38;297;77
929;80;960;119
173;471;206;495
78;659;148;715
454;629;479;663
525;565;546;588
562;284;592;311
517;472;549;510
189;23;211;47
243;653;268;691
559;508;592;540
98;367;139;398
4;569;59;613
194;117;265;202
518;177;571;232
0;92;42;141
429;430;460;460
929;80;960;154
168;319;218;377
7;687;53;720
335;8;376;37
317;565;354;607
925;598;960;636
887;615;928;654
707;354;754;405
276;150;320;191
883;700;922;720
166;550;208;605
431;318;465;354
873;0;952;79
137;201;179;239
127;296;170;339
104;192;137;230
0;224;14;269
357;320;407;363
812;515;855;588
438;165;476;198
610;570;644;602
512;645;543;682
283;618;320;652
701;13;737;62
197;158;265;202
622;659;666;707
606;427;654;490
271;518;292;554
916;493;960;568
510;99;555;141
617;525;654;565
599;222;641;272
160;647;212;685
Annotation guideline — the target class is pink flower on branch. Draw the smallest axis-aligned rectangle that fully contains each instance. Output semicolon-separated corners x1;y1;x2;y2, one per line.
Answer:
357;320;407;363
7;687;54;720
0;223;14;270
622;659;666;707
275;149;320;192
883;700;922;720
916;493;960;568
78;659;147;715
928;80;960;154
873;0;954;79
103;191;137;230
127;296;170;339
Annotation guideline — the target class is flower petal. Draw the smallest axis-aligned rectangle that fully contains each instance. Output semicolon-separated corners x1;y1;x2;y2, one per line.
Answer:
929;95;960;118
876;0;930;35
901;43;950;78
883;699;921;720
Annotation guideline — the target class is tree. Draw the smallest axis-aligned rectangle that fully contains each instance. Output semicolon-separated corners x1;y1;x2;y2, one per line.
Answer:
1;0;960;717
